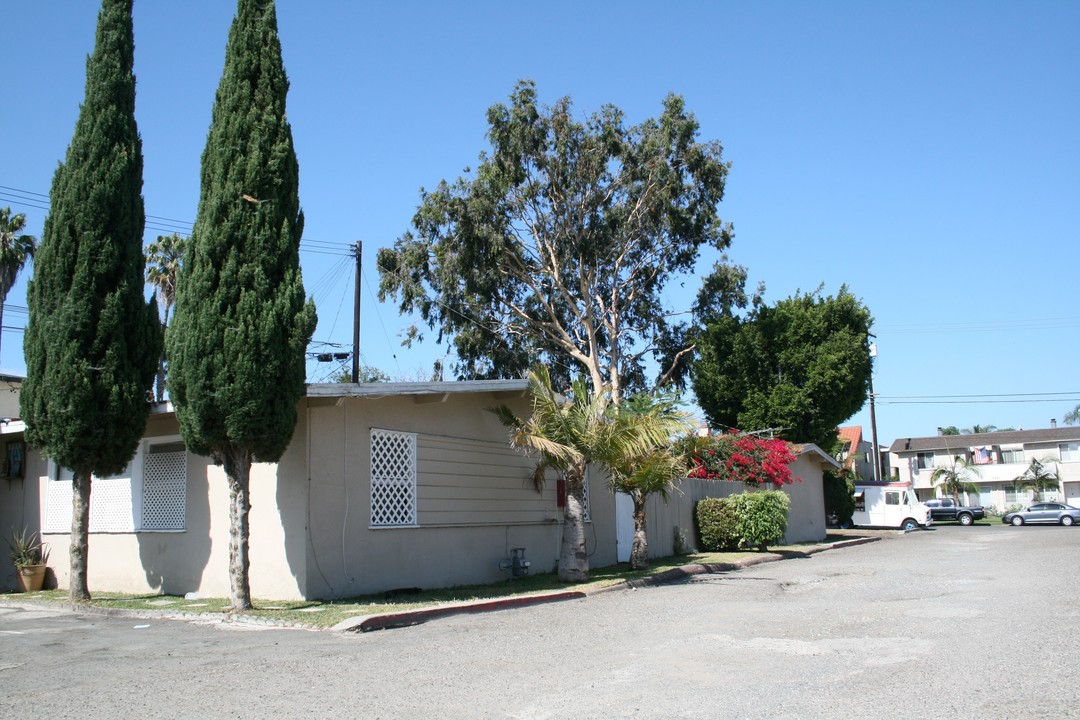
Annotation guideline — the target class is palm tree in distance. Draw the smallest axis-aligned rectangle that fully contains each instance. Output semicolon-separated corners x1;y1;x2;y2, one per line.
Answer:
1014;458;1060;502
1064;404;1080;426
930;455;981;503
0;208;37;361
145;232;187;402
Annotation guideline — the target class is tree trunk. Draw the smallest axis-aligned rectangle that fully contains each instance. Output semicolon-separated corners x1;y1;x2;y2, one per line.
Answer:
222;448;253;611
155;321;168;403
629;492;650;570
559;464;590;582
154;358;166;403
69;469;92;601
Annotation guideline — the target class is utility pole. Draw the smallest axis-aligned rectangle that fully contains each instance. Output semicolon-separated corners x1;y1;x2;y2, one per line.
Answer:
352;240;361;383
868;335;881;482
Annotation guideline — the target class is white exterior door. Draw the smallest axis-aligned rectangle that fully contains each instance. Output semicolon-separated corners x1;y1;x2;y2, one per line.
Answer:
615;492;634;563
1065;482;1080;508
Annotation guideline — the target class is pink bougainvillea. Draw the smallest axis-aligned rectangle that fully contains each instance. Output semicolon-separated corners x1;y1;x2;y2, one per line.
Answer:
687;431;797;487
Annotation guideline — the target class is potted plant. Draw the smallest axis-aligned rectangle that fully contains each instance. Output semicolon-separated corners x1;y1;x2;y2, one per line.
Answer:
7;527;49;592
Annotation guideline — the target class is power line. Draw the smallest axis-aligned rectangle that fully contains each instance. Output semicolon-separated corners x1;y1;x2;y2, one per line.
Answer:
877;391;1079;400
878;398;1080;406
0;183;355;256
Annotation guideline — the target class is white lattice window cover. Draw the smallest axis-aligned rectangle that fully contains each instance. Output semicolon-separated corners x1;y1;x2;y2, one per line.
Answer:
371;428;417;527
45;475;136;533
142;443;186;531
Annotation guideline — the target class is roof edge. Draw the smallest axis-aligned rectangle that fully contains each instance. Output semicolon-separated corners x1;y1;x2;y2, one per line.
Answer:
305;379;530;398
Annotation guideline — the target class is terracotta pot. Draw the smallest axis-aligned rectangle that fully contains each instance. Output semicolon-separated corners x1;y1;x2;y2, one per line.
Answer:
15;564;46;592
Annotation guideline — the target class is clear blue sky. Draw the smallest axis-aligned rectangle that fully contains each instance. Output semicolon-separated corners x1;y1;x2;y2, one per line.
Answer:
3;1;1077;446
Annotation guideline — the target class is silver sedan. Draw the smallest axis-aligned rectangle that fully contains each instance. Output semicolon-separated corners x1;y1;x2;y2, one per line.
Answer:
1002;502;1080;526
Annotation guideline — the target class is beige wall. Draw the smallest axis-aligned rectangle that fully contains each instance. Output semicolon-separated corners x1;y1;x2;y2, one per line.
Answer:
29;410;304;600
782;453;828;544
303;391;565;598
0;431;46;592
11;388;833;600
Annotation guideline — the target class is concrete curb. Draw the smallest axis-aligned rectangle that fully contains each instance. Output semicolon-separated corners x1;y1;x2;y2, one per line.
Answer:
334;590;587;633
2;536;880;633
340;535;882;629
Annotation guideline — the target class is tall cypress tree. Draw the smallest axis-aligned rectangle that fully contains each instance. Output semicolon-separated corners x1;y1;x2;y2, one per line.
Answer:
21;0;160;602
168;0;316;611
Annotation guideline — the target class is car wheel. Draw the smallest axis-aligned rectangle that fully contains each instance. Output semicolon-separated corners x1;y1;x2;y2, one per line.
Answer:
901;518;919;531
958;513;973;526
1062;516;1075;526
1011;516;1025;526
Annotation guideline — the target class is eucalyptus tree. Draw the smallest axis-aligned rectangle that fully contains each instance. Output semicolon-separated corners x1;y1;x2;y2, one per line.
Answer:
379;80;733;403
167;0;316;611
21;0;160;601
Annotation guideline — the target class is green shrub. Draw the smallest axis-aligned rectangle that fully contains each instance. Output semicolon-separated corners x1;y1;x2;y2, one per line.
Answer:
695;497;740;551
697;491;792;552
728;490;790;550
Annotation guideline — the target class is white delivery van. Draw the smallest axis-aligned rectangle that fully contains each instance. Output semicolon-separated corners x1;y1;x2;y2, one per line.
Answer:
852;482;932;530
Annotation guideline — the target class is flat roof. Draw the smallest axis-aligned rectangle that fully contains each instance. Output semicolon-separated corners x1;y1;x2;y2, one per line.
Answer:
305;379;530;398
889;427;1080;453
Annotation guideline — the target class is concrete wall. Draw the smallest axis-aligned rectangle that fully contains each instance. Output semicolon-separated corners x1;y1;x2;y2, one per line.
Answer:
302;390;562;599
0;430;46;592
29;410;304;600
9;386;834;599
782;453;828;544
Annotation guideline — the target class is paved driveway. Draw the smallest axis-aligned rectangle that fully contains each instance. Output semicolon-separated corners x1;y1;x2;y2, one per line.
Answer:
2;525;1078;719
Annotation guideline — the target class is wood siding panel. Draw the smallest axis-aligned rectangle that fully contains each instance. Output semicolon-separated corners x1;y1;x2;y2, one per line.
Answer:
416;434;555;525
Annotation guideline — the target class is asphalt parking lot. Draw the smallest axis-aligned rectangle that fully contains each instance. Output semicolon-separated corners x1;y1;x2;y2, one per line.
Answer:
2;524;1078;719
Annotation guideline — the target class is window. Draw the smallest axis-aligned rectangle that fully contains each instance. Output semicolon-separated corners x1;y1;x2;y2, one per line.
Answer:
1059;443;1080;463
885;491;901;505
141;442;187;530
44;437;187;533
1004;485;1033;504
1000;448;1025;464
370;428;417;527
916;452;935;470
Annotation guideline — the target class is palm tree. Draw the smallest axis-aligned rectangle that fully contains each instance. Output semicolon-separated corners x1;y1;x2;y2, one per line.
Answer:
1064;404;1080;426
604;393;694;570
492;367;684;581
0;208;37;360
930;455;981;503
1014;458;1060;501
144;233;187;401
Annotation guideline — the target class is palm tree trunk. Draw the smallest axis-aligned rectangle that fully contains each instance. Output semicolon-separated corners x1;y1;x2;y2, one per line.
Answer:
69;469;92;601
559;464;589;582
222;447;253;611
155;356;166;403
629;492;650;570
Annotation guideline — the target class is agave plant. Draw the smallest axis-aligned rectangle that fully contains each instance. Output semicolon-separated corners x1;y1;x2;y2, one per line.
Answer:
7;527;49;568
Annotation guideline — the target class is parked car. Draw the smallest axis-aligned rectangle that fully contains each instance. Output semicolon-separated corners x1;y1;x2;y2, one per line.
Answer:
1001;502;1080;526
925;498;985;525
